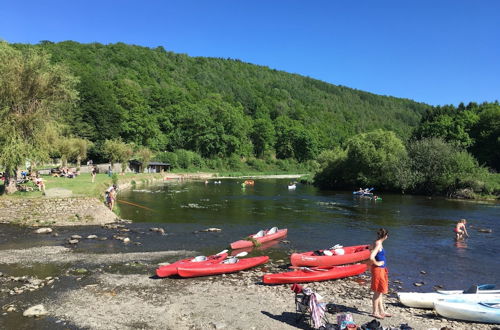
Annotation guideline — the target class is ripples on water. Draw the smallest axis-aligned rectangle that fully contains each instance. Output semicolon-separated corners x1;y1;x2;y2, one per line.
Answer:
119;178;500;291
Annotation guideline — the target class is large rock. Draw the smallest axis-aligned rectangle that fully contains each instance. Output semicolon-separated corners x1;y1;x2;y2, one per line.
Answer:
34;227;53;234
23;304;48;317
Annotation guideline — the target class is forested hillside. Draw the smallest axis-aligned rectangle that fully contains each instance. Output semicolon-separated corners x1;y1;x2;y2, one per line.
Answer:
13;41;428;163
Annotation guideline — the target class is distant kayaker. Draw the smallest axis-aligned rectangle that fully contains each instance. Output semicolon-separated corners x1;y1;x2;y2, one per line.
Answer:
454;219;469;241
369;228;391;319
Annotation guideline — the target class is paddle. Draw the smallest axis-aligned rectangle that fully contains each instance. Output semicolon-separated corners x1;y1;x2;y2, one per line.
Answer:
233;251;248;258
116;199;155;212
289;266;331;272
216;249;229;255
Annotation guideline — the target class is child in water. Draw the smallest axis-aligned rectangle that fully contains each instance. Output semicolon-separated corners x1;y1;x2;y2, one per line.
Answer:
454;219;469;241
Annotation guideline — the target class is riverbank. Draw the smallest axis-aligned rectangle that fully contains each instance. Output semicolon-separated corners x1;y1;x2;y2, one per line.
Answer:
0;172;306;227
0;229;493;330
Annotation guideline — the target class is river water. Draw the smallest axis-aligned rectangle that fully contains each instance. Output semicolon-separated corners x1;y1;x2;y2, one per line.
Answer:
118;178;500;292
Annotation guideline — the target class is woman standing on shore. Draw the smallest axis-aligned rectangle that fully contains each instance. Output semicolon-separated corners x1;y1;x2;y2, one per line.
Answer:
370;228;391;319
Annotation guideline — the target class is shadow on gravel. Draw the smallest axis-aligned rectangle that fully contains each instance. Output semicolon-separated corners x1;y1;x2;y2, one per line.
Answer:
261;311;307;329
325;302;367;316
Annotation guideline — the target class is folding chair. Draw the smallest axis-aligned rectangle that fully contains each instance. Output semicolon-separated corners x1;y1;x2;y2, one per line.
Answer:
291;283;329;328
292;283;311;324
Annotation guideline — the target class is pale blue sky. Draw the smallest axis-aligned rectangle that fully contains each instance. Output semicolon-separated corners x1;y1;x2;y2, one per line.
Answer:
1;0;499;106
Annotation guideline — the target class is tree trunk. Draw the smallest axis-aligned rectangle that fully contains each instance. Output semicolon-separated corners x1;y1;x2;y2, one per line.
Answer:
4;170;18;194
77;155;81;170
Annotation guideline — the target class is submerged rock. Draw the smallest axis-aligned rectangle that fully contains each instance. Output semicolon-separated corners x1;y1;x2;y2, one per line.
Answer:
34;228;52;234
23;304;48;317
201;228;221;232
150;227;166;234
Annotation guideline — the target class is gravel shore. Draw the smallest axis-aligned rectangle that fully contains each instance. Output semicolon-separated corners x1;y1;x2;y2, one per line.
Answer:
1;246;495;330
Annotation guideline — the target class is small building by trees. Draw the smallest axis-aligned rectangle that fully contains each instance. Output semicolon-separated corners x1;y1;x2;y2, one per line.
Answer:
129;160;171;173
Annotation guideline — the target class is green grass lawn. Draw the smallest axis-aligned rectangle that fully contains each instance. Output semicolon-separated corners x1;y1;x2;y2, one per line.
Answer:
0;172;165;199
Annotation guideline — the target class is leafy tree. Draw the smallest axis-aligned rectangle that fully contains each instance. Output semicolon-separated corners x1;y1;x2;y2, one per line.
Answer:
413;105;479;148
71;137;93;170
0;42;78;193
250;118;276;158
274;116;318;162
135;146;153;173
469;104;500;171
313;148;349;189
57;138;75;167
407;138;480;195
344;130;408;190
102;139;133;173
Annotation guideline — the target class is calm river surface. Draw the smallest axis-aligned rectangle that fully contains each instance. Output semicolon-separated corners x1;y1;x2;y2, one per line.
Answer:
119;178;500;292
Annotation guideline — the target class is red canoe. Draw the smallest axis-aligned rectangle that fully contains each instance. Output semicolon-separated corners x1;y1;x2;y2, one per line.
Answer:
263;263;368;284
230;239;280;256
290;244;370;267
177;256;269;278
230;228;288;250
156;253;228;277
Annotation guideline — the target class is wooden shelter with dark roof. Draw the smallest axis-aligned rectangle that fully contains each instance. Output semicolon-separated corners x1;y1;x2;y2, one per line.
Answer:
129;160;171;173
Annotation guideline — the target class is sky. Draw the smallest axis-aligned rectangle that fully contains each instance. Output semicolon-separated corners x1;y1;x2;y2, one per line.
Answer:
1;0;499;106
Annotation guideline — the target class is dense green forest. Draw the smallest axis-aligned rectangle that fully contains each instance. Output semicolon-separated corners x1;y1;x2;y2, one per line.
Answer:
1;41;498;197
314;102;500;197
12;41;429;165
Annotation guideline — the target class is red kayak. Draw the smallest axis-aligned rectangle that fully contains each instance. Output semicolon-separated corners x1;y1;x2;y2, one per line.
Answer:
263;263;368;284
177;256;269;278
290;244;370;267
230;239;280;256
156;252;228;277
230;228;287;250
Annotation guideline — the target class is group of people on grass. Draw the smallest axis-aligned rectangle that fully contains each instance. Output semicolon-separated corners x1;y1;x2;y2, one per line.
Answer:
54;167;78;178
18;170;46;193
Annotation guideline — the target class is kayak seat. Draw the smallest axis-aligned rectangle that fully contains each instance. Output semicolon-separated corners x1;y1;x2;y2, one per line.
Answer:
192;256;207;262
222;257;239;264
463;285;478;294
267;227;278;235
253;230;265;238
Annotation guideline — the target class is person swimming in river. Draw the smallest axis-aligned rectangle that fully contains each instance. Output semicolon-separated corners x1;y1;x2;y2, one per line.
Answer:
454;219;469;241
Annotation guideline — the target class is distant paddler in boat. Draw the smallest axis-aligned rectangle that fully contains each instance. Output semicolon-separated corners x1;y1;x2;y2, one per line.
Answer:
244;180;255;186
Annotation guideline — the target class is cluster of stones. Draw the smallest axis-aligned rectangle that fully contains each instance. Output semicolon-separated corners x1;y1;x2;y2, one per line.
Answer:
0;197;114;225
0;274;57;296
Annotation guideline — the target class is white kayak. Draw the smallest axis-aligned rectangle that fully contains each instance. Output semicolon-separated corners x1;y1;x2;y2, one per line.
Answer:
397;284;500;309
434;298;500;324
